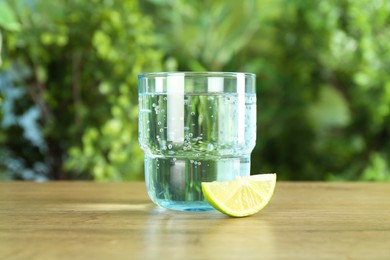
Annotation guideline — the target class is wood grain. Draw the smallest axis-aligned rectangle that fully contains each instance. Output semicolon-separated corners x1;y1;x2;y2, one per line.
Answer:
1;182;390;259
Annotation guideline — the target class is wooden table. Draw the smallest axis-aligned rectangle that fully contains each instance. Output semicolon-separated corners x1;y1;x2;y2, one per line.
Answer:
1;182;389;259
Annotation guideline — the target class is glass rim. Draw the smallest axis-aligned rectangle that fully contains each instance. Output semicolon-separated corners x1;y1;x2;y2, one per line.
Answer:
138;71;256;79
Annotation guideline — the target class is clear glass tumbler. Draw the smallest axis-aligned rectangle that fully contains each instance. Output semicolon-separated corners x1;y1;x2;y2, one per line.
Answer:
138;72;256;211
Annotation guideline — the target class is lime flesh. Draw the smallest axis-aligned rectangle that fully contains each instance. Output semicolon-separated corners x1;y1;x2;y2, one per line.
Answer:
201;174;277;217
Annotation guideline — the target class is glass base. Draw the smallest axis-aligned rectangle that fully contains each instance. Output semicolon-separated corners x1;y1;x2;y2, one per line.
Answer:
144;155;250;211
157;200;214;211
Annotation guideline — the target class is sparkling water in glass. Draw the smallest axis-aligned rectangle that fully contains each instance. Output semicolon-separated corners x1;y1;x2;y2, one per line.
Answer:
138;72;256;211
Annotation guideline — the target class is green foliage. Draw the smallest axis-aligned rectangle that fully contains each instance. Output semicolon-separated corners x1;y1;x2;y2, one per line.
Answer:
63;1;163;181
1;0;389;181
140;0;262;71
1;0;162;180
142;0;390;181
0;0;21;66
248;0;390;181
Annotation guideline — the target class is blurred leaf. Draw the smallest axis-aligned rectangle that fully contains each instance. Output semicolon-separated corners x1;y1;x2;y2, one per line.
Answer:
0;1;21;31
361;153;390;182
0;32;2;66
308;85;351;130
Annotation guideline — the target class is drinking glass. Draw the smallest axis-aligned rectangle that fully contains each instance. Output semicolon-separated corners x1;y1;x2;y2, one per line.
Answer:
138;72;256;211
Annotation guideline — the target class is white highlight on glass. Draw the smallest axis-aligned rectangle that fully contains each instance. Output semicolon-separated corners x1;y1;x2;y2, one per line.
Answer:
237;73;245;144
155;77;164;93
167;74;184;143
207;77;224;92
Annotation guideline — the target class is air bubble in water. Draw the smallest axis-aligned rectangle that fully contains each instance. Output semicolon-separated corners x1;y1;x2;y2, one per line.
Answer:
190;112;195;116
168;144;172;149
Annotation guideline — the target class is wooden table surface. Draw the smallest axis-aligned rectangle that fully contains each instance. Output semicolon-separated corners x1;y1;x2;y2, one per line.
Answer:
1;182;389;259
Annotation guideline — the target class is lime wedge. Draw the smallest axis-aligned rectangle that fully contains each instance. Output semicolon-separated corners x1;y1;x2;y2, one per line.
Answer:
202;174;277;217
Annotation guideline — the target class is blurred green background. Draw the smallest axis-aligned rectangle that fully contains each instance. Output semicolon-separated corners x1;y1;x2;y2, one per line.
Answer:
0;0;389;181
